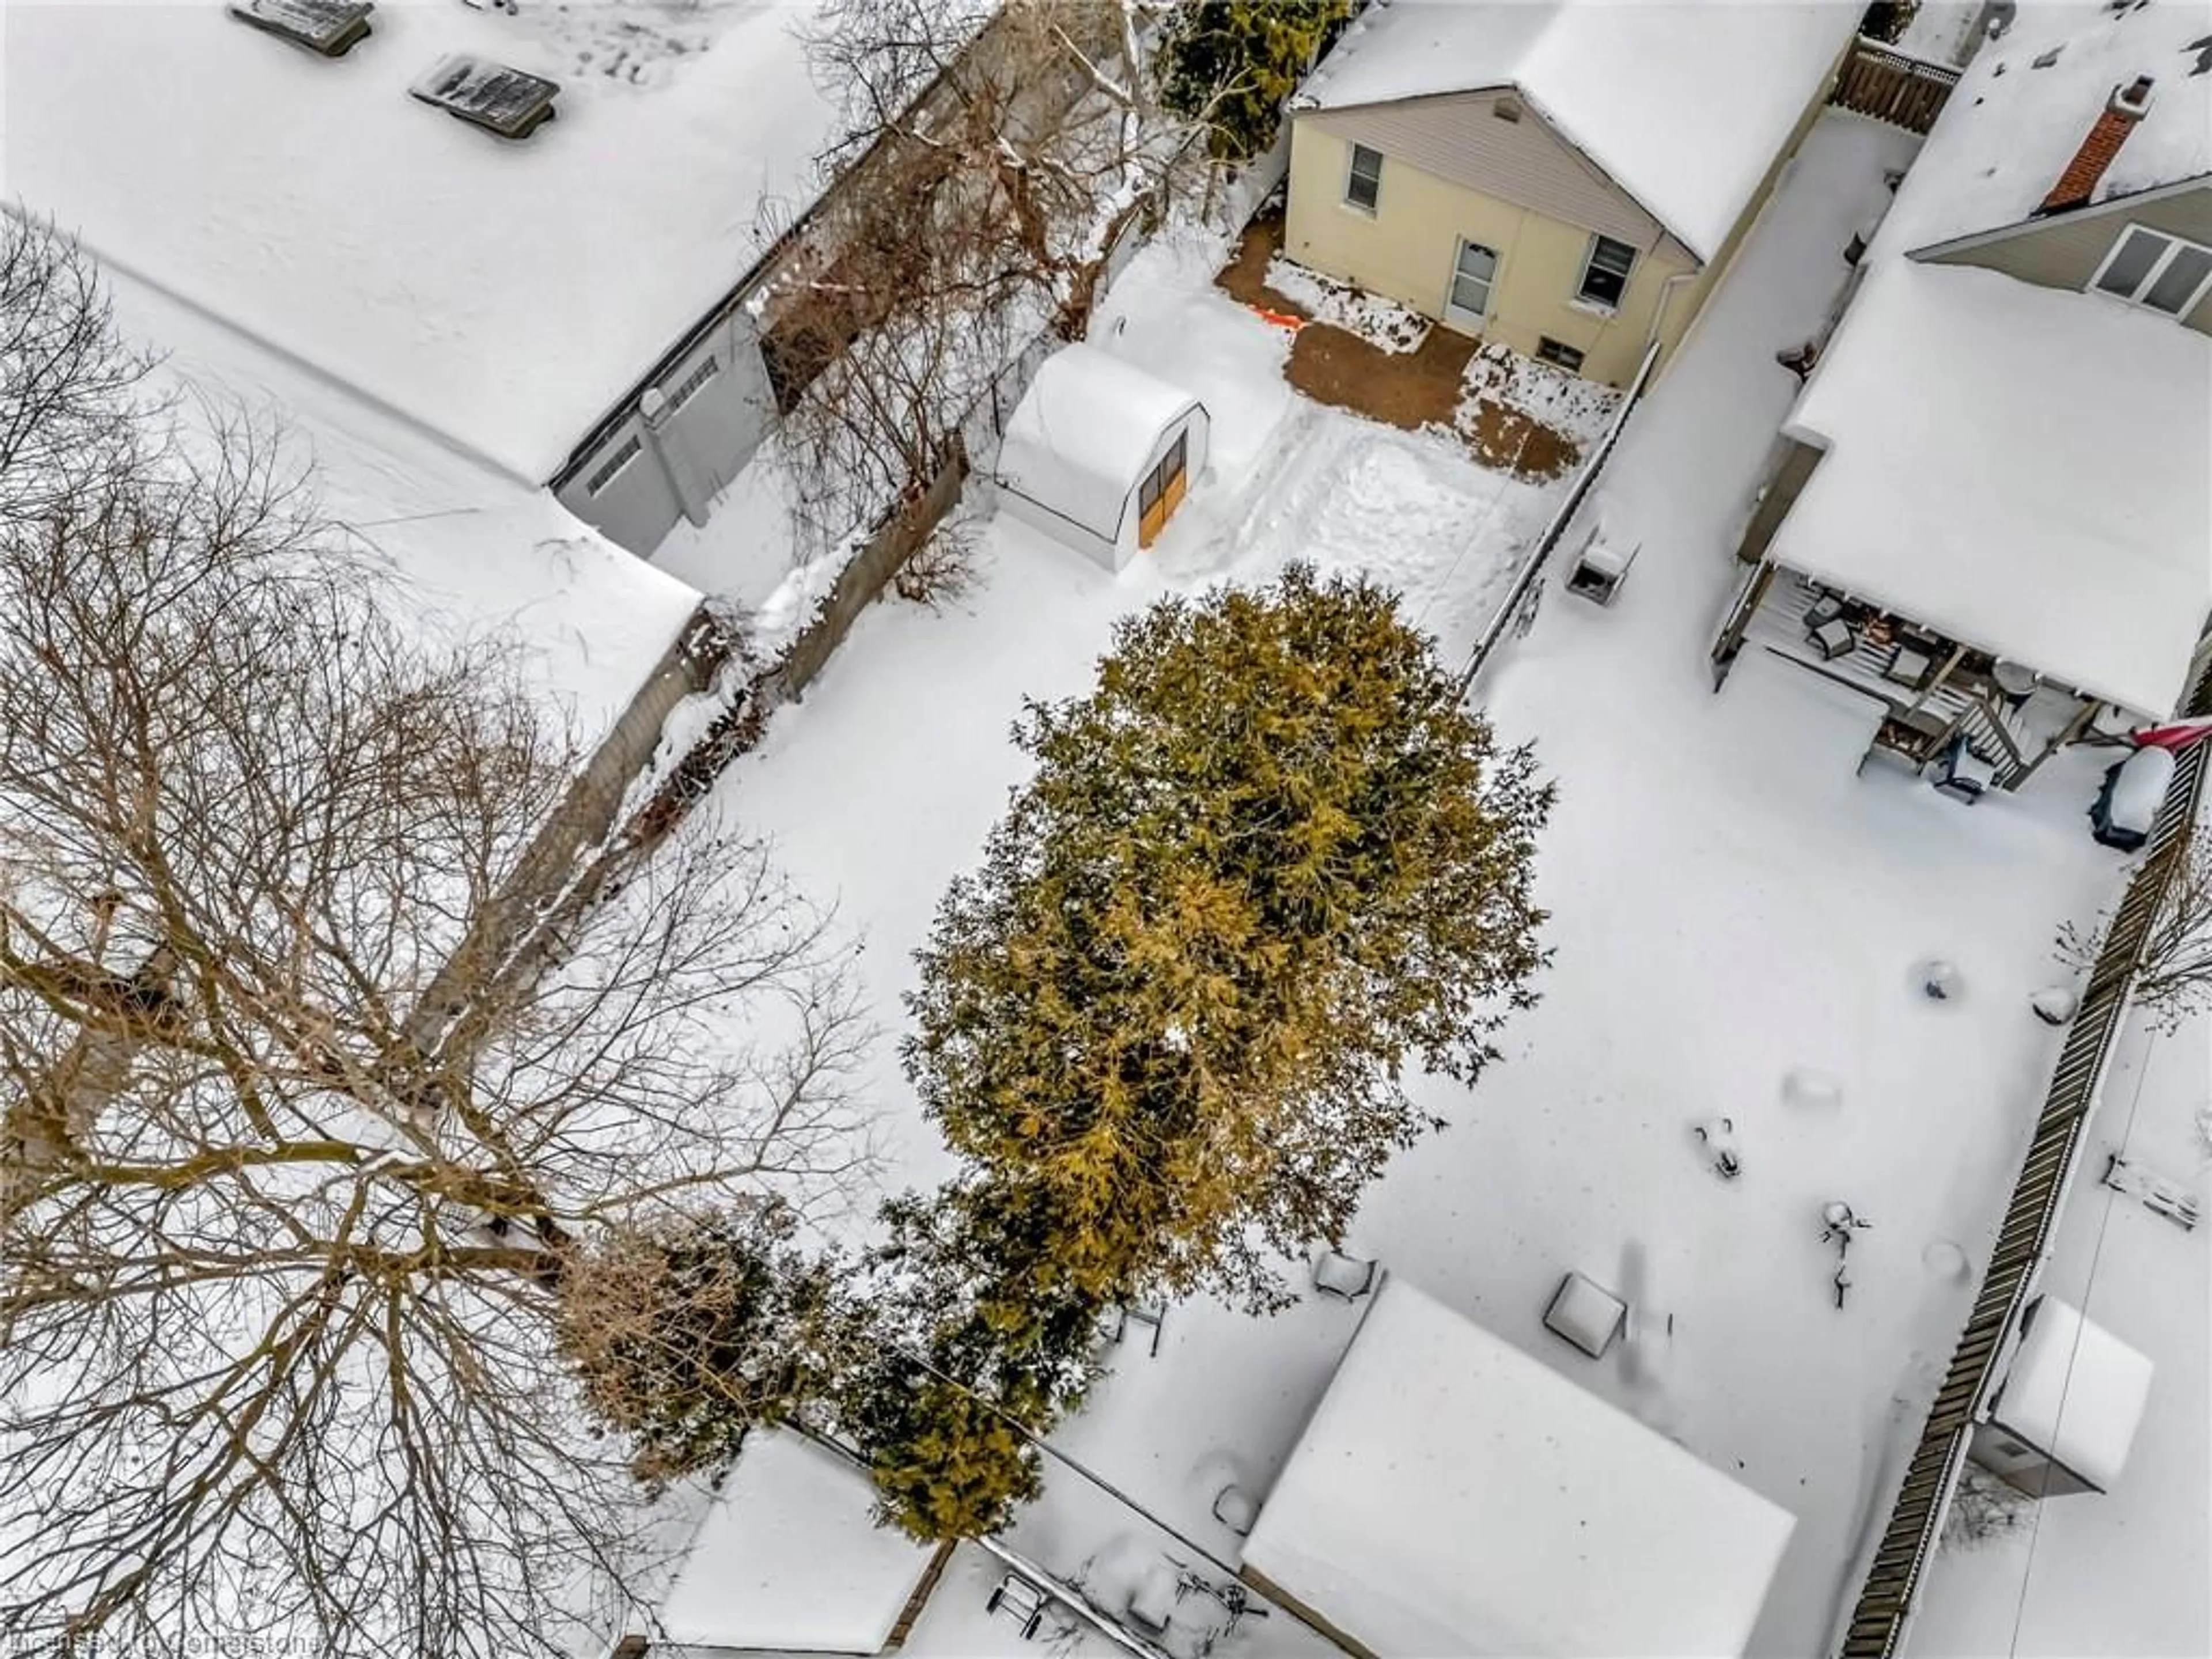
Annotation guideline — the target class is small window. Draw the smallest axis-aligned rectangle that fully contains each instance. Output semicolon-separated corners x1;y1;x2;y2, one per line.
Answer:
585;433;643;497
2091;225;2212;317
1577;234;1638;310
1344;143;1384;214
1535;336;1586;372
665;354;720;412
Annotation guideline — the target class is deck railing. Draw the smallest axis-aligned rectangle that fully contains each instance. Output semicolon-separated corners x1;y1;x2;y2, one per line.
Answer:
1830;35;1961;135
1834;729;2210;1658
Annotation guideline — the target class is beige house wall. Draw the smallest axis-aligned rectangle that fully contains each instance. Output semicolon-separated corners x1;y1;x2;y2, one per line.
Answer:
1285;117;1694;387
1921;181;2212;335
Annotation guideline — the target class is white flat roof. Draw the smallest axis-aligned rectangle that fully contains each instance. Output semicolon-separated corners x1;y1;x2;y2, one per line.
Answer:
997;343;1202;544
1297;1;1857;259
656;1431;935;1653
3;0;839;483
1774;258;2212;718
1995;1295;2156;1493
99;257;699;740
1242;1279;1796;1658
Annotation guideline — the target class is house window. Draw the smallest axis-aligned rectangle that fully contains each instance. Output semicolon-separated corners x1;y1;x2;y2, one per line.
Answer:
1535;336;1586;372
1344;143;1384;213
1446;240;1498;322
665;354;720;412
1577;234;1638;310
2089;224;2212;317
584;433;643;497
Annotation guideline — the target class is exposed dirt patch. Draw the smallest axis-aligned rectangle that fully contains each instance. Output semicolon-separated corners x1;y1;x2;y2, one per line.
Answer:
1214;214;1308;316
1213;215;1585;482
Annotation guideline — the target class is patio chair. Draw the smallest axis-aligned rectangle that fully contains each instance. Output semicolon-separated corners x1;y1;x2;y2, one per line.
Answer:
986;1573;1050;1640
1543;1270;1627;1360
1312;1248;1378;1302
1108;1299;1167;1358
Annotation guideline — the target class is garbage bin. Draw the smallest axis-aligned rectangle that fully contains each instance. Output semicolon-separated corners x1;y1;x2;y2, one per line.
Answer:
2090;745;2174;850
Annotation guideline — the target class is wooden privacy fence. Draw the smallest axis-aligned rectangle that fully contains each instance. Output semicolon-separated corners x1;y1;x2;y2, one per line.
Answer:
1830;35;1960;135
1834;732;2210;1659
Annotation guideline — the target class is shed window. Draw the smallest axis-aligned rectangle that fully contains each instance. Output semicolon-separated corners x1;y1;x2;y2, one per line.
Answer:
665;354;720;412
1344;143;1384;213
1577;234;1638;309
585;433;643;497
1535;336;1586;372
2090;225;2212;317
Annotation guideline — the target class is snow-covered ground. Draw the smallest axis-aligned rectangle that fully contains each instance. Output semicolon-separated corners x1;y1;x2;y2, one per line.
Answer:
1910;1002;2211;1658
704;112;2145;1654
1261;252;1432;353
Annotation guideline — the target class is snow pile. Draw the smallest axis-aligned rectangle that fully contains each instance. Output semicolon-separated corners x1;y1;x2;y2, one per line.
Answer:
5;0;842;481
1241;1279;1796;1657
1456;342;1622;450
1261;253;1431;353
1776;259;2212;719
1296;0;1859;258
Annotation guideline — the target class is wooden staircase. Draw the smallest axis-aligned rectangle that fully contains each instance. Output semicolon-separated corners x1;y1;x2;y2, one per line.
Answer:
1834;733;2209;1658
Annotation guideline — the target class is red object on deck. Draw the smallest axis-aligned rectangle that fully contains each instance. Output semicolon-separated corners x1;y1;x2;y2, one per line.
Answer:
2131;718;2212;753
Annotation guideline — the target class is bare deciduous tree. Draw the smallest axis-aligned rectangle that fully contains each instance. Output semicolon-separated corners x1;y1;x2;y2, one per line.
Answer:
0;214;872;1658
2059;819;2212;1031
765;0;1215;551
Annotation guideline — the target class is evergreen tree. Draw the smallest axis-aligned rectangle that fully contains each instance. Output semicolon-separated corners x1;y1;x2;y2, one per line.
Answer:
1159;0;1353;161
905;565;1552;1315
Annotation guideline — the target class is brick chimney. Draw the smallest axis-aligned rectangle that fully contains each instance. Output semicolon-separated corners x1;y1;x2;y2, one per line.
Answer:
2039;75;2156;214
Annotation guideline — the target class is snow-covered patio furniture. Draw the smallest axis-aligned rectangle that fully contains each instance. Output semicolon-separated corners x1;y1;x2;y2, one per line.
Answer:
986;1571;1050;1639
1108;1299;1167;1358
1211;1482;1257;1537
1543;1270;1627;1359
1311;1249;1378;1302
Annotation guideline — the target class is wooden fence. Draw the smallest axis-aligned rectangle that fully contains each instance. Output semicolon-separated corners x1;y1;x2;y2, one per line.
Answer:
1830;36;1960;135
1834;732;2210;1658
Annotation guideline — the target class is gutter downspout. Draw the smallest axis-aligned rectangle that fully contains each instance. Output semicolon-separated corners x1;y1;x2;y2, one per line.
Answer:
1643;269;1698;367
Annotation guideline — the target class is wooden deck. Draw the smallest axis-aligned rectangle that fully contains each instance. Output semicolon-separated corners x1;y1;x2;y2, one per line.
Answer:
1830;35;1960;135
1832;729;2211;1658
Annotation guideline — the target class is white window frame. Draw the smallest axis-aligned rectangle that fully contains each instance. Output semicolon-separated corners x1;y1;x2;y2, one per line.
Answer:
1343;143;1384;215
1445;237;1498;325
1574;233;1639;312
2086;222;2212;319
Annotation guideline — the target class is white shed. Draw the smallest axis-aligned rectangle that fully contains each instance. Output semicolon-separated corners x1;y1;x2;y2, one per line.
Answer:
995;343;1210;571
1971;1294;2154;1497
1241;1278;1795;1657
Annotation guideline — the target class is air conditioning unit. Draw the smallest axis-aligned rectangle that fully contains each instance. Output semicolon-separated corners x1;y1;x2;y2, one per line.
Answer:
227;0;374;59
410;54;560;141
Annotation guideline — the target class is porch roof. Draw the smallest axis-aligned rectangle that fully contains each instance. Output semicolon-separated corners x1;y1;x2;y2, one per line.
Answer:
1772;259;2212;719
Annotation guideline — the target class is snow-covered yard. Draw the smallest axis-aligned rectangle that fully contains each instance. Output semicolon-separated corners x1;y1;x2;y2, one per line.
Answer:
706;112;2142;1654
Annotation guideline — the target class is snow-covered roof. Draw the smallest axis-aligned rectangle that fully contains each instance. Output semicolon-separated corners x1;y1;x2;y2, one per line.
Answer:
2;0;840;483
995;344;1203;544
1774;257;2212;718
1241;1279;1796;1657
1880;0;2212;257
654;1431;935;1653
100;257;699;741
1294;0;1858;259
1993;1295;2155;1492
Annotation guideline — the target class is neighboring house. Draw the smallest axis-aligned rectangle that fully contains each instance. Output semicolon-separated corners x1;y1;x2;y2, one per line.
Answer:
1280;1;1861;386
3;0;850;557
1712;0;2212;789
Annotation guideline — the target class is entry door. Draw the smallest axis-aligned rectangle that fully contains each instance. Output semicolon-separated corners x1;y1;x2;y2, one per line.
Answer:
1138;430;1190;549
1444;238;1498;329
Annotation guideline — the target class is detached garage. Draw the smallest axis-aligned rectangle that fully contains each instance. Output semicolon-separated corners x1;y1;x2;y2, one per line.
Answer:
995;343;1210;571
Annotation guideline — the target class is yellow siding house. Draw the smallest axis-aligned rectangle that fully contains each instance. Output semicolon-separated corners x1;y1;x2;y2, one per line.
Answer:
1284;1;1862;386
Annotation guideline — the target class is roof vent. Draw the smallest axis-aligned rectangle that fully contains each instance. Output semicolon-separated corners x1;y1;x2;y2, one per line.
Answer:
227;0;374;58
410;55;561;141
1493;96;1523;123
